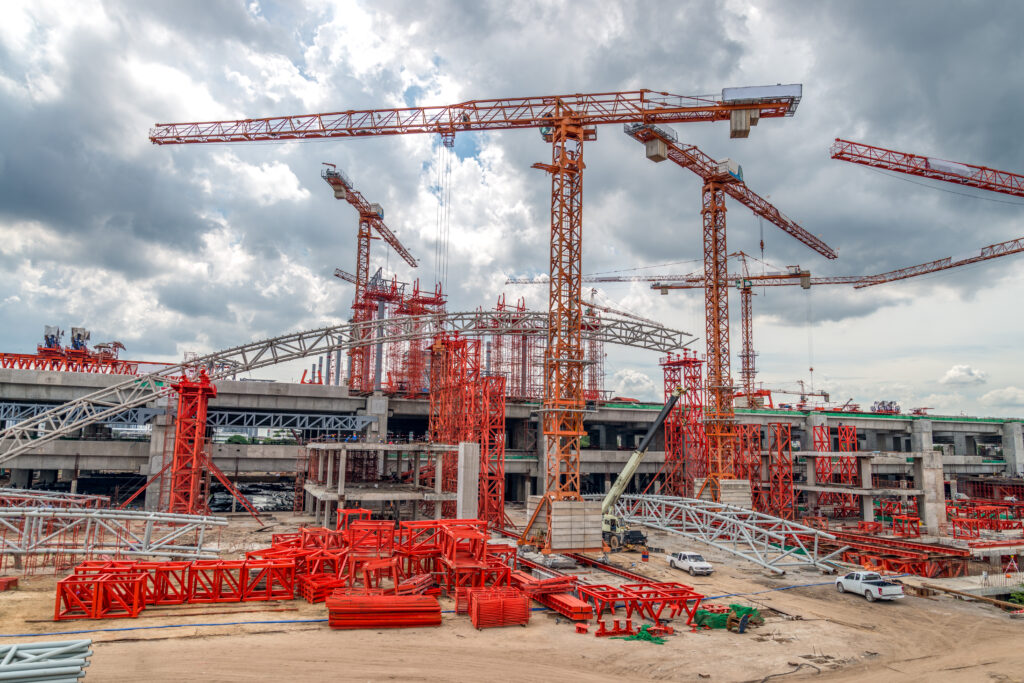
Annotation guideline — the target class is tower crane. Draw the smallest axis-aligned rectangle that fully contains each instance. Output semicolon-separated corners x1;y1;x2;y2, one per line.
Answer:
624;123;837;500
830;138;1024;197
151;84;805;549
831;140;1024;283
322;163;418;392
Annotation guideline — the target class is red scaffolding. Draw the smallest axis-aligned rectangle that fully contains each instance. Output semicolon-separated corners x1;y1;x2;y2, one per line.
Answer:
767;423;794;520
835;425;859;518
681;350;708;493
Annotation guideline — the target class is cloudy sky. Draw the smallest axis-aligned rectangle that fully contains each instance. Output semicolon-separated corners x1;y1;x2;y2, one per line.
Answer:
2;0;1024;415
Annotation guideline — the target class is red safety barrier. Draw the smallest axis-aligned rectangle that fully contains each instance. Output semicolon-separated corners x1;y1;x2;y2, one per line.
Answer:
0;576;18;591
326;594;442;630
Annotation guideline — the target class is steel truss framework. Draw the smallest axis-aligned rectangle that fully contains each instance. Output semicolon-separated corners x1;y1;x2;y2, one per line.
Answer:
0;508;227;573
0;488;109;509
1;402;375;433
610;494;845;574
0;311;692;467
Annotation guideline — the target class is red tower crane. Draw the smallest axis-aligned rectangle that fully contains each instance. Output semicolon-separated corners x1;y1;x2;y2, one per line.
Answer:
322;164;417;392
151;84;805;548
830;138;1024;197
623;123;837;500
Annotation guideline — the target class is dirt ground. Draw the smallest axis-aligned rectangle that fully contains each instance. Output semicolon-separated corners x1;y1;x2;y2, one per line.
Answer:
3;512;1023;682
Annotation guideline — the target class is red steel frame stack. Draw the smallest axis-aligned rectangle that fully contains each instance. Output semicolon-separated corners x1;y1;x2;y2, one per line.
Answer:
767;423;794;520
55;557;295;620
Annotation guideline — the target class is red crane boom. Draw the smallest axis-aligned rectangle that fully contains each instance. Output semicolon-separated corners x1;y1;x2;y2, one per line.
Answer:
150;89;801;144
830;138;1024;197
856;235;1024;288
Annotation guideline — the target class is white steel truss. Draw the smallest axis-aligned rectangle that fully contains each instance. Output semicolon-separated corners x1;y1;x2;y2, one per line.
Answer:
612;494;847;575
0;508;227;561
0;488;110;509
0;311;693;465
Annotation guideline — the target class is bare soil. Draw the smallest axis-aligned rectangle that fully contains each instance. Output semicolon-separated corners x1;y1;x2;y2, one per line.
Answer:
2;513;1022;682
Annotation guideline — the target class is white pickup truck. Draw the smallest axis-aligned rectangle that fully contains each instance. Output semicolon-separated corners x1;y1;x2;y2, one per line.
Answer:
835;571;905;602
666;552;714;576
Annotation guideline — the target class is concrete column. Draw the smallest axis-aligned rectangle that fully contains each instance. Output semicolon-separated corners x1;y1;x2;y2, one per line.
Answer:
10;469;32;488
864;430;878;451
374;300;386;392
604;472;612;494
336;449;347;497
859;456;875;522
37;469;57;485
144;413;173;511
804;455;819;511
595;425;608;450
365;395;388;444
911;421;946;534
536;429;547;496
434;452;443;520
953;433;967;456
1003;422;1024;476
325;451;334;490
456;442;480;520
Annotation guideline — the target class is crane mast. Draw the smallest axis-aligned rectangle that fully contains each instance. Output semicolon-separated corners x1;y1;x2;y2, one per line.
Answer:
624;123;835;501
322;164;417;392
152;84;805;548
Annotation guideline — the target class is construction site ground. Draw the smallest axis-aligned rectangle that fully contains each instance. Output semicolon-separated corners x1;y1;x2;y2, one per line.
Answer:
2;510;1023;682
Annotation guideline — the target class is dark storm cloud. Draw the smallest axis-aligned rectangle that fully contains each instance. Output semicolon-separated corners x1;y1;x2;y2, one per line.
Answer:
2;0;1023;406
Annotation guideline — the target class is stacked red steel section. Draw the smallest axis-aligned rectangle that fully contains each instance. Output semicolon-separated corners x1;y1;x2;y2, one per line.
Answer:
576;581;703;626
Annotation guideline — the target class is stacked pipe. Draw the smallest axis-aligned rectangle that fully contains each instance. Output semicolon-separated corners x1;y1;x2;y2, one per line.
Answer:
325;595;442;630
0;639;93;681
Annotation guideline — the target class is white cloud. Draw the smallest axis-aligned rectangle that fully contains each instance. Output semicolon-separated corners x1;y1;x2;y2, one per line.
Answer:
980;387;1024;408
610;368;657;401
939;364;988;385
208;151;311;206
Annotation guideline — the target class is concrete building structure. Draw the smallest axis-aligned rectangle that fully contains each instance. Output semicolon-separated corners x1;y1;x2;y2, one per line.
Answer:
2;368;1022;525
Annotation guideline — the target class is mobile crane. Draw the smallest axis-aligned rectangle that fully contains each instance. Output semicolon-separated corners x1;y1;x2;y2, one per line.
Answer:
601;387;684;550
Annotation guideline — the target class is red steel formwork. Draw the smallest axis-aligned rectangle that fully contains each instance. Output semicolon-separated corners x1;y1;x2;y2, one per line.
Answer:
428;333;509;529
159;371;260;519
647;354;688;497
812;424;834;505
577;581;703;626
767;423;794;520
681;350;709;489
834;425;859;517
734;423;761;481
478;375;508;530
166;372;217;515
